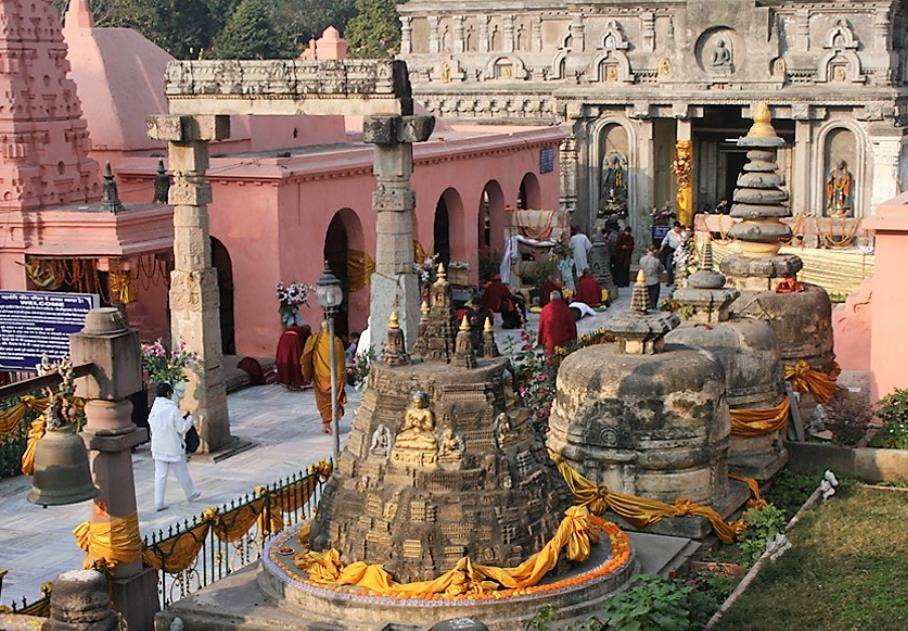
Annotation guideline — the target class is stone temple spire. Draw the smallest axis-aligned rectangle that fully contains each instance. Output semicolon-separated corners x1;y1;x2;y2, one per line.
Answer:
0;0;99;211
607;270;680;355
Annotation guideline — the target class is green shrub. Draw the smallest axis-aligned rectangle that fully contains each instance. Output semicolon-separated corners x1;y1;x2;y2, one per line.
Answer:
874;388;908;450
737;503;787;565
601;574;696;630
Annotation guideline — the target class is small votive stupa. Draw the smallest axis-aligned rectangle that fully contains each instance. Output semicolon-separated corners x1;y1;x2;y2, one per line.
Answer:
720;103;836;378
548;272;748;539
667;243;788;481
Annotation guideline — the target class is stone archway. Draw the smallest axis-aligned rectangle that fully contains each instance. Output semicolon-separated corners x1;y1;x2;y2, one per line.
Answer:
434;188;465;267
324;208;366;339
210;237;235;355
518;172;541;209
479;180;505;278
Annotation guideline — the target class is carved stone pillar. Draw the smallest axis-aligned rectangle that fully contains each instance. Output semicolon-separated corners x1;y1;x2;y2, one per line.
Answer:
792;119;813;215
869;127;907;212
147;114;231;453
640;11;655;52
675;117;694;227
559;131;579;216
532;15;543;52
570;14;585;52
400;16;413;55
635;117;655;257
364;115;435;352
479;15;490;53
428;16;440;54
453;15;465;54
71;309;158;631
503;15;515;53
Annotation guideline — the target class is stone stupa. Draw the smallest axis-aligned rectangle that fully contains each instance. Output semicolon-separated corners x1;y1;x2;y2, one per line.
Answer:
310;264;574;581
548;272;749;539
720;103;835;376
668;242;788;481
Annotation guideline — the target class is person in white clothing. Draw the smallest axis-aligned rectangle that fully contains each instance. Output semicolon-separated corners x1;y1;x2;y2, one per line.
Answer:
148;382;200;511
569;226;593;279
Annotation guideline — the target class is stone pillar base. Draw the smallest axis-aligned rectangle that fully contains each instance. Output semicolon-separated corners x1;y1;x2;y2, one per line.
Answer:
110;567;159;631
369;272;420;353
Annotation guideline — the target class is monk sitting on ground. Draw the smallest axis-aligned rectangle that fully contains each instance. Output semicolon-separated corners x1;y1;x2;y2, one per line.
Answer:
480;274;512;313
301;321;347;434
575;268;603;307
537;290;578;357
539;276;563;308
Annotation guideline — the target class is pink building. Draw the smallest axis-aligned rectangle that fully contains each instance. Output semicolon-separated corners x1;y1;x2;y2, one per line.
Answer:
0;1;564;358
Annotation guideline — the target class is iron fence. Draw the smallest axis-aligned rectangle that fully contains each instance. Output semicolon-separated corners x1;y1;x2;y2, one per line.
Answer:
0;412;30;479
1;582;52;618
143;465;328;609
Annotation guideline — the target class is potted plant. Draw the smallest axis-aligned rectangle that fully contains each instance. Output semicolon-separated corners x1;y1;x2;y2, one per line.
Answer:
275;281;315;329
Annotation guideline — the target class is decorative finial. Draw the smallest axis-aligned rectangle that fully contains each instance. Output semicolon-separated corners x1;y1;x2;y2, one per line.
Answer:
631;270;650;314
437;262;446;280
484;317;493;333
153;160;170;204
101;163;123;213
460;315;470;332
701;241;715;272
420;300;430;316
388;309;400;329
747;102;777;139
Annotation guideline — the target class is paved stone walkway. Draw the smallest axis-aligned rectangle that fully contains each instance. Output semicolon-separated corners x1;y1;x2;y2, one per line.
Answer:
0;283;654;605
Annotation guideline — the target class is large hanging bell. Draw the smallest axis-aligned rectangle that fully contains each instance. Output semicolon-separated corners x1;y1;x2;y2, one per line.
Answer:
27;424;99;507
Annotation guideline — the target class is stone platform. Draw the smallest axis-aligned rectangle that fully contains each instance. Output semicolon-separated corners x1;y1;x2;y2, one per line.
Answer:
158;520;640;631
729;449;789;483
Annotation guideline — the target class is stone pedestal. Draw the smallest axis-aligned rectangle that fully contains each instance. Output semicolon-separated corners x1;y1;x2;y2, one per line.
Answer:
70;309;159;630
588;230;617;302
363;114;435;351
148;114;232;453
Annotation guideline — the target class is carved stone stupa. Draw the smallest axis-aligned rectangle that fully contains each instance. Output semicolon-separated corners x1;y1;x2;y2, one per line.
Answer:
720;103;836;376
310;265;574;582
667;243;788;480
548;275;747;538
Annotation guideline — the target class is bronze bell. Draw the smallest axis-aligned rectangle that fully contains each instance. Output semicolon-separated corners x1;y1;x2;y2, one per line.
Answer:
27;424;98;507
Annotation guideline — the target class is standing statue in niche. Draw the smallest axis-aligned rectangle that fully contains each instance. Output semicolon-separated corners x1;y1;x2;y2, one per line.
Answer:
712;39;732;69
600;152;628;217
826;160;854;216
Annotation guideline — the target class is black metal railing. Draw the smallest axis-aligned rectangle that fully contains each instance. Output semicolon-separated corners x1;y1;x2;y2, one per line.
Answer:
143;465;327;609
1;581;52;617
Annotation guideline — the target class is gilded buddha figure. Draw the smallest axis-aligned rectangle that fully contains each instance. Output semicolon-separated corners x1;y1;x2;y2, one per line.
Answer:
391;391;438;468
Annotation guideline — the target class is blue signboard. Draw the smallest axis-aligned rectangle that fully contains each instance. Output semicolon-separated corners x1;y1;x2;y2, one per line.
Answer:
0;291;98;371
652;225;671;244
540;147;555;174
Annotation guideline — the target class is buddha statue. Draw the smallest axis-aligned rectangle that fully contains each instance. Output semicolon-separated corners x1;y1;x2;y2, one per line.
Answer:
438;428;465;466
390;391;438;468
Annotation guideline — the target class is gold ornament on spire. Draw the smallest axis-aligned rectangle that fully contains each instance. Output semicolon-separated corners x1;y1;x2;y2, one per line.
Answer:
460;315;471;332
420;301;430;316
631;270;650;313
437;262;447;280
484;317;494;333
635;269;646;286
747;102;777;139
388;309;400;330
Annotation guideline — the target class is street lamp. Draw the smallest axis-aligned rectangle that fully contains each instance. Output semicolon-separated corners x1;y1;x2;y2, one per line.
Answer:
315;261;344;459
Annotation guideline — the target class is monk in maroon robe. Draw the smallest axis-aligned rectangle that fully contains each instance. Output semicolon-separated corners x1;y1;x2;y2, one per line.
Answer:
275;325;311;389
481;274;512;313
537;291;577;357
539;277;562;308
575;268;603;307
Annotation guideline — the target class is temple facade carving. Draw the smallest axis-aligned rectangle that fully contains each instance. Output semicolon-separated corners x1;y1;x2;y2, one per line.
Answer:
399;0;908;252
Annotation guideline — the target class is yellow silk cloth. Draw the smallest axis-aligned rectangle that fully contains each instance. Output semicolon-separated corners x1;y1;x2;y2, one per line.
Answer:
729;474;768;510
549;450;746;545
264;469;325;533
294;506;598;597
730;397;791;437
301;331;347;426
74;512;143;570
142;507;218;573
785;360;839;404
0;395;49;442
346;249;375;294
20;416;47;476
107;270;136;304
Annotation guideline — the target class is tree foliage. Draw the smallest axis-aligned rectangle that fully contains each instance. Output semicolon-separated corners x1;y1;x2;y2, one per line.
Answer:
268;0;357;49
212;0;295;59
345;0;401;59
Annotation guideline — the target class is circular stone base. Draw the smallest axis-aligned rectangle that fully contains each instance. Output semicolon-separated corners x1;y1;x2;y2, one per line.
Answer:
259;520;637;631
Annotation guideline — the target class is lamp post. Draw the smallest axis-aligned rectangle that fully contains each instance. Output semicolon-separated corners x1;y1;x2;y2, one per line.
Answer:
316;262;344;459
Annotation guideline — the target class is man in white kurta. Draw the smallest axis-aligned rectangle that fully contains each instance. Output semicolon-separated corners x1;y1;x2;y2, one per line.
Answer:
569;227;593;278
148;382;200;511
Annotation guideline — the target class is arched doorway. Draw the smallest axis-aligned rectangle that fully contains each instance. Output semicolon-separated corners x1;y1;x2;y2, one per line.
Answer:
324;208;367;339
479;180;505;281
434;196;451;267
210;237;236;355
518;172;541;209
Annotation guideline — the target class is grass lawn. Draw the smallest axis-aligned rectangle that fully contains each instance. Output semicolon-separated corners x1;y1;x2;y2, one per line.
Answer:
715;486;908;630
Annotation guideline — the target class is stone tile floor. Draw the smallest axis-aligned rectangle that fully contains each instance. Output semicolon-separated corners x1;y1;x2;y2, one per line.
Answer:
0;283;649;605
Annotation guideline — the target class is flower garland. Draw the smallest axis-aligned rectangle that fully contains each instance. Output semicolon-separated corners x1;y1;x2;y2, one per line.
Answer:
276;281;315;329
141;339;199;384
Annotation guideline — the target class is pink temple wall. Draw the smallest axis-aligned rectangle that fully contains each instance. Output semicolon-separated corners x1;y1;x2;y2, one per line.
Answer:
865;193;908;403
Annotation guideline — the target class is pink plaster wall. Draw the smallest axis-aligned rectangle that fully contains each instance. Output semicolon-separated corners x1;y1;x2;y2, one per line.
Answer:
866;192;908;402
832;278;872;372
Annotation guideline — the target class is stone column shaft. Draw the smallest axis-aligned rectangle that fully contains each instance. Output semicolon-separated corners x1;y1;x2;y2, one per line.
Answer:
400;16;413;55
792;120;812;214
636;118;656;257
71;309;158;631
869;131;907;212
148;114;231;454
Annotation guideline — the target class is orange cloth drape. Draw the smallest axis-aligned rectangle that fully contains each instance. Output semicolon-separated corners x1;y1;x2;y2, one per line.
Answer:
74;512;143;570
295;506;598;598
346;249;375;293
730;397;791;437
785;360;839;404
301;330;347;426
549;450;746;544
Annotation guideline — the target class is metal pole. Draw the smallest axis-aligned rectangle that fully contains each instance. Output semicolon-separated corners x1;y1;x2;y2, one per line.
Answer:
327;312;340;459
